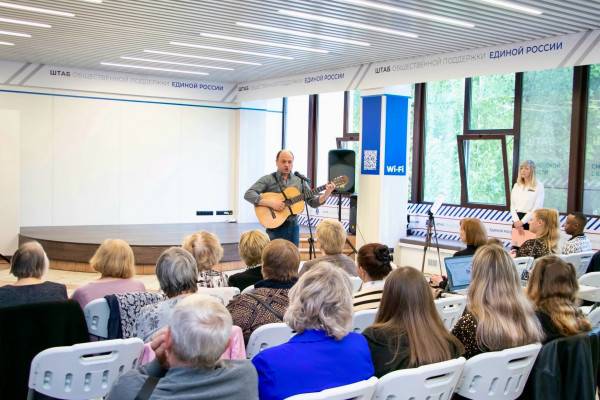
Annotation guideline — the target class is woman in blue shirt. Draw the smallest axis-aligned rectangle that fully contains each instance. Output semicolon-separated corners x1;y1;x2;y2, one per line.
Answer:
252;262;374;400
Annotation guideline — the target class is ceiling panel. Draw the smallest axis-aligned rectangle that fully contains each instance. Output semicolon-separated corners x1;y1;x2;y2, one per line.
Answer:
0;0;598;83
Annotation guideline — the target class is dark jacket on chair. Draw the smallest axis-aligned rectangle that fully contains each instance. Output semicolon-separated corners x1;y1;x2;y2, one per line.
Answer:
0;300;89;399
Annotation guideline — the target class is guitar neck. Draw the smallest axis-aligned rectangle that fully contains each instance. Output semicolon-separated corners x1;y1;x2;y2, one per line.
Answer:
288;184;327;204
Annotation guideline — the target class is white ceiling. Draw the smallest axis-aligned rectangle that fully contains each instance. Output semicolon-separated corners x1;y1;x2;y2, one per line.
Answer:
0;0;599;83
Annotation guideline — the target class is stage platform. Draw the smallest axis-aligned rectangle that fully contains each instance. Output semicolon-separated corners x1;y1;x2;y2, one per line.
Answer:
19;222;273;274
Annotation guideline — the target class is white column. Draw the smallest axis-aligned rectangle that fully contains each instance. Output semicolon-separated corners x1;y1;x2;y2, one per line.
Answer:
0;110;20;255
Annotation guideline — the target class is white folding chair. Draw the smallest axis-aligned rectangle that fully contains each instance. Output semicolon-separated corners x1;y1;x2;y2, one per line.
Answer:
586;307;600;328
241;285;255;294
350;276;363;293
434;296;467;330
352;309;378;333
83;297;110;339
513;257;534;282
578;272;600;302
197;286;240;305
373;357;466;400
285;376;379;400
455;343;542;400
246;322;295;358
560;251;595;278
27;338;144;400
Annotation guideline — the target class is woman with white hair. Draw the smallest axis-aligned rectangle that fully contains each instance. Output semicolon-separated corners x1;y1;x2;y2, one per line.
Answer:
108;294;258;399
0;241;67;308
252;262;374;399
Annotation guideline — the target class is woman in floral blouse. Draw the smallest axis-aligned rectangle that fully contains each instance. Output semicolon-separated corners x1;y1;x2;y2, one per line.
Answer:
182;231;229;288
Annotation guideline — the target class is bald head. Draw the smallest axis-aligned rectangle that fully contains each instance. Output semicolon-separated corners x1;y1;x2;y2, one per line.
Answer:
10;241;49;279
276;149;294;176
276;149;294;161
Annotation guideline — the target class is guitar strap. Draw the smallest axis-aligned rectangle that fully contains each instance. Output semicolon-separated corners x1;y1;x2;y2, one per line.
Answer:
272;172;296;217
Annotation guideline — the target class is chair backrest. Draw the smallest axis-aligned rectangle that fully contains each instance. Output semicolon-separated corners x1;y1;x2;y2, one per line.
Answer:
246;322;295;358
587;308;600;328
241;285;255;294
352;309;378;333
197;286;240;305
285;377;379;400
83;298;110;339
434;296;467;330
455;343;542;400
513;257;534;282
578;272;600;302
349;276;363;293
560;251;596;278
374;357;466;400
28;338;144;400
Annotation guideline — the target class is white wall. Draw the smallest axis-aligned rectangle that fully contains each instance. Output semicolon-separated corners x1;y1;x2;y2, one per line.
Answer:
0;110;20;254
0;88;240;226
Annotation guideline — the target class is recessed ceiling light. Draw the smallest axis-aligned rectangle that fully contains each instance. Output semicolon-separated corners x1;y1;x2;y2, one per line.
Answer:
0;2;74;17
0;17;51;28
337;0;475;28
0;30;31;38
101;62;210;76
0;40;14;45
479;0;542;15
199;32;329;53
120;56;234;71
80;0;103;3
278;9;418;38
144;50;262;66
235;22;370;46
170;41;294;60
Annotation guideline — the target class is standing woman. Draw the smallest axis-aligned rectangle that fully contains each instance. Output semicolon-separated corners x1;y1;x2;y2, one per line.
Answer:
511;160;544;231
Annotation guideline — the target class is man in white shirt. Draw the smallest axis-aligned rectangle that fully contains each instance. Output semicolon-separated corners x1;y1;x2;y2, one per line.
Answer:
562;213;592;255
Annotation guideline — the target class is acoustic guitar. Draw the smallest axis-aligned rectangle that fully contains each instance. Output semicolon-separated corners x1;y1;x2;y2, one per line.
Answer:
255;175;348;229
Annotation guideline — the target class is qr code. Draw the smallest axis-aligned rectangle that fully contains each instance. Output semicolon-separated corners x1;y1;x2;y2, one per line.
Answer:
363;150;378;170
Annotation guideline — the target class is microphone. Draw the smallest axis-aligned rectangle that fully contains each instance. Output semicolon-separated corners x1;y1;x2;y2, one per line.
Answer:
294;171;311;183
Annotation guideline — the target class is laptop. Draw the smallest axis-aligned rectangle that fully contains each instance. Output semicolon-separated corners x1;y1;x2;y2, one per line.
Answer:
444;255;474;294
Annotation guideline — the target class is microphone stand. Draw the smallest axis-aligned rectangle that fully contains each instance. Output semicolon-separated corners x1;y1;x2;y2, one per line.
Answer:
336;191;357;255
420;209;443;276
299;178;317;260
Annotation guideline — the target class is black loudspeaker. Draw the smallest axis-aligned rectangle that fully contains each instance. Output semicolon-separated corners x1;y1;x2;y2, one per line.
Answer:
328;149;355;193
349;194;357;235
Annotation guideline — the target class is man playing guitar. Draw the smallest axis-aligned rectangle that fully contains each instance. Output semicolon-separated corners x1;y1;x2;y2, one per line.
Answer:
244;150;335;246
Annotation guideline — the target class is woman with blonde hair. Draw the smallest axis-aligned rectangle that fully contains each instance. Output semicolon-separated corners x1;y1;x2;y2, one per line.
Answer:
363;267;463;377
452;244;543;358
526;255;591;342
252;262;374;399
455;218;488;257
227;230;270;292
71;239;145;308
300;219;357;276
516;208;560;259
182;231;227;288
511;160;544;231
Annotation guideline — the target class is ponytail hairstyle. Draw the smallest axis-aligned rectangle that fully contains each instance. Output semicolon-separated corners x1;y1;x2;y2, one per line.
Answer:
357;243;393;280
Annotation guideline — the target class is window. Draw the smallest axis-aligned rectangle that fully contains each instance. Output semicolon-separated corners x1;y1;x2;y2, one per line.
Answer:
584;64;600;215
423;79;465;204
469;74;516;130
520;67;573;212
285;95;309;175
317;91;345;185
347;90;361;134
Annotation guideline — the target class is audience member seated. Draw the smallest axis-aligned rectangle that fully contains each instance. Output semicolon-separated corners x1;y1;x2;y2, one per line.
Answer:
182;231;228;288
452;244;543;358
107;294;258;400
363;267;464;377
588;250;600;273
71;239;146;308
454;218;488;257
526;255;591;343
227;239;299;343
561;212;592;255
227;230;270;292
300;219;357;276
516;208;560;259
136;247;198;341
252;263;374;399
0;241;67;308
353;243;392;312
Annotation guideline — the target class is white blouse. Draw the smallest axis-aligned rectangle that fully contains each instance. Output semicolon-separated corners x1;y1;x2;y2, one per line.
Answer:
510;181;544;223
